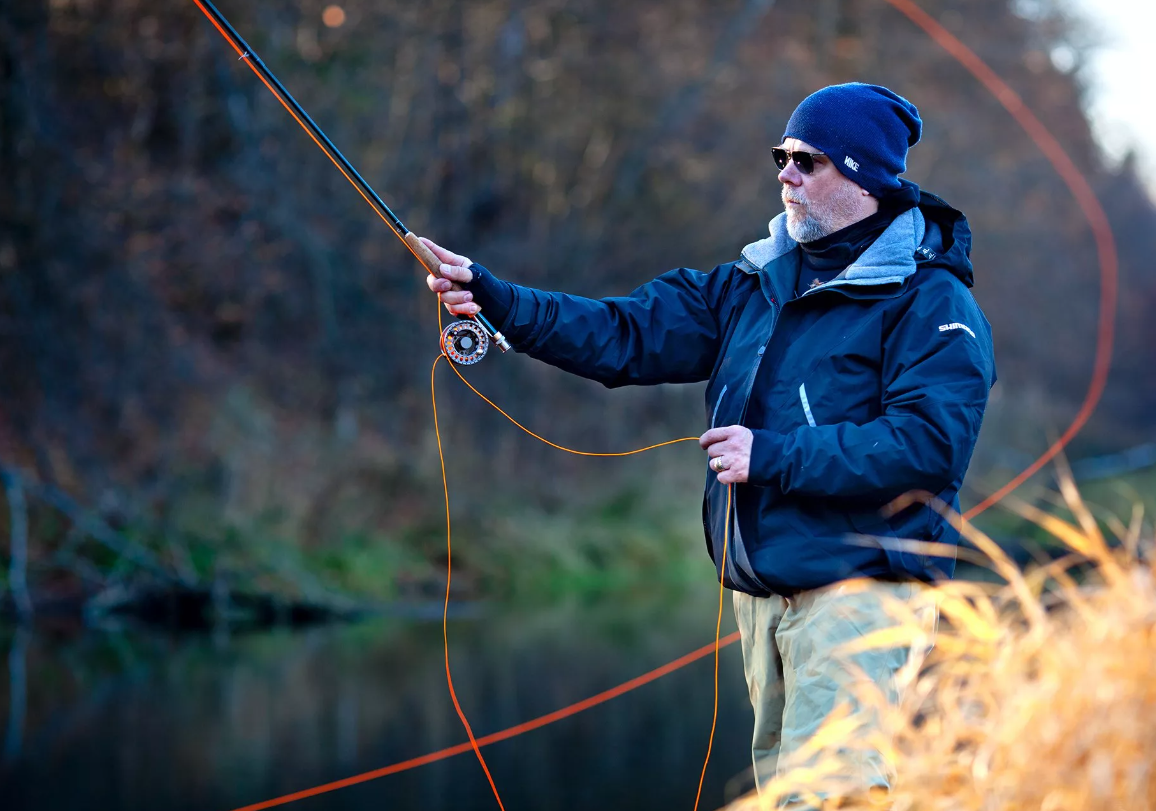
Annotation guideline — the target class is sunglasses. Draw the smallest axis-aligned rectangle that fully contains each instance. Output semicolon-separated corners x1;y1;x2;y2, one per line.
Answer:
772;147;826;175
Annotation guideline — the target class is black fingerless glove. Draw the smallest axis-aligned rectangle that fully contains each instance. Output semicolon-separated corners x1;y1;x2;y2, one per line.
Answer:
464;263;515;326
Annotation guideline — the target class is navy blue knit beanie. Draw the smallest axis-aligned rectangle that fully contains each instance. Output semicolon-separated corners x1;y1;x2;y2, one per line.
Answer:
782;83;922;197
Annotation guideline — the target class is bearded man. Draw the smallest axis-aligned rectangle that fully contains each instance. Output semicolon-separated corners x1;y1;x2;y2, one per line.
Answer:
424;83;997;804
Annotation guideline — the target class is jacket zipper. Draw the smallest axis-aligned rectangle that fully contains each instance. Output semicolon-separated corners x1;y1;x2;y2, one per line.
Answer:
710;384;728;428
722;293;779;591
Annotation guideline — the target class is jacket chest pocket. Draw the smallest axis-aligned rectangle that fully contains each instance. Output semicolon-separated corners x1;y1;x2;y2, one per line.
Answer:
797;383;818;427
761;314;885;431
797;345;884;427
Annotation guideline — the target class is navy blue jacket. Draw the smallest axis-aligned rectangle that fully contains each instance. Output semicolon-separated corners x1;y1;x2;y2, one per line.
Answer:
471;191;996;596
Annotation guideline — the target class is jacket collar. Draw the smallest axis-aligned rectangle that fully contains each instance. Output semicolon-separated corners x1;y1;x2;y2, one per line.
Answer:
739;206;927;292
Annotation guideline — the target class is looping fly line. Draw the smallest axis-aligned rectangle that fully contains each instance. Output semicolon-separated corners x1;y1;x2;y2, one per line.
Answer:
429;300;719;810
197;0;1120;807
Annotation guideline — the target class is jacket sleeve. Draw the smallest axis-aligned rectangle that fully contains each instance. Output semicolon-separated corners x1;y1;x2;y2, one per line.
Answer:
480;262;746;388
747;281;996;501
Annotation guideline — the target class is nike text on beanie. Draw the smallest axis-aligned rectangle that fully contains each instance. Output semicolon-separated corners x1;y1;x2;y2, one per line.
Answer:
781;83;922;197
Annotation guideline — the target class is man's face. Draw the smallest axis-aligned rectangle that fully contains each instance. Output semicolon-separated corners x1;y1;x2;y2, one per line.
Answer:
777;137;870;243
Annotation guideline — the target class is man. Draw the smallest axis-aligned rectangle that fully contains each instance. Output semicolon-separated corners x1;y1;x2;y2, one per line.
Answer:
424;84;996;801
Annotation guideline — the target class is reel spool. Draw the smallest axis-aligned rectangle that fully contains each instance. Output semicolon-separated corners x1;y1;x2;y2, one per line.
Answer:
441;319;490;365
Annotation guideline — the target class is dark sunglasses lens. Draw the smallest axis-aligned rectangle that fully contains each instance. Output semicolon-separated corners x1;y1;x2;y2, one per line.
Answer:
793;152;814;174
772;148;789;171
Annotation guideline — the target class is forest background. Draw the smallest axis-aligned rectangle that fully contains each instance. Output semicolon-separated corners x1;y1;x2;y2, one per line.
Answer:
1;0;1154;614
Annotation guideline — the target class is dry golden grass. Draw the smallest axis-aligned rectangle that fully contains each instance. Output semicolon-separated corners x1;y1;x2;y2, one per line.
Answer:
727;466;1156;811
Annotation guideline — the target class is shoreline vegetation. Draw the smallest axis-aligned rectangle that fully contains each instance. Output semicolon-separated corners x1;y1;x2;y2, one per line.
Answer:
2;458;1152;633
724;464;1156;811
0;458;717;629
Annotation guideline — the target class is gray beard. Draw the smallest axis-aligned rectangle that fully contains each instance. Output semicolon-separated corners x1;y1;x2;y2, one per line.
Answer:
783;184;864;243
786;212;831;243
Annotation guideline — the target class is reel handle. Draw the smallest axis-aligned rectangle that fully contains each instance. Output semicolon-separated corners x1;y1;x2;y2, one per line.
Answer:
406;232;511;354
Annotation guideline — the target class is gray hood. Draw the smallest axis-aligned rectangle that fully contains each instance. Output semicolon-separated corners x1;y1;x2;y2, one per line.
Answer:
739;207;927;291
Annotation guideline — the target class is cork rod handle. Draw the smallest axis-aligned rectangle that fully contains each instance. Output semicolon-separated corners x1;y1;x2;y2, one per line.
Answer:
404;232;446;278
404;231;510;352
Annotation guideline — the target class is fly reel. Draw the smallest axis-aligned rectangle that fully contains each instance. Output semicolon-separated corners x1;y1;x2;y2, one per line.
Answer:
441;319;491;365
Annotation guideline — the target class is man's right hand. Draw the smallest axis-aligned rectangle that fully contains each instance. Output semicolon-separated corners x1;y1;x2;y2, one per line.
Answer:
420;237;480;317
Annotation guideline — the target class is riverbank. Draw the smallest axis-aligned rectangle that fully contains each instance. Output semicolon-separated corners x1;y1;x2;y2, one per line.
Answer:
5;459;1152;630
0;460;713;628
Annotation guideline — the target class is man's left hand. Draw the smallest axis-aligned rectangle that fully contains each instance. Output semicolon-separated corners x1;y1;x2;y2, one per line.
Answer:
699;425;753;484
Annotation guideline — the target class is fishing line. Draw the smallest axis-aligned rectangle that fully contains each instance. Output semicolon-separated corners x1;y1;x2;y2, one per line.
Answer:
195;0;1120;807
431;307;728;811
694;485;730;811
230;631;742;811
431;353;506;811
190;0;511;354
194;1;731;805
882;0;1118;520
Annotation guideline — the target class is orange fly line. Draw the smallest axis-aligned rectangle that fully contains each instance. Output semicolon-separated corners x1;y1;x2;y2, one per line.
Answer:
429;295;732;811
209;0;1120;807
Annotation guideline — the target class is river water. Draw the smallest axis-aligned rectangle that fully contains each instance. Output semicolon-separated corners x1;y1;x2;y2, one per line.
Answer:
0;591;755;811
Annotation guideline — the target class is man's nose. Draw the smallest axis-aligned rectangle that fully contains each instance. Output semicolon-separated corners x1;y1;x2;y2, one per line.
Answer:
778;161;801;185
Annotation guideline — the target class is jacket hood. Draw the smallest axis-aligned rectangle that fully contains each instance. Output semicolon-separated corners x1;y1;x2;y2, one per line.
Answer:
916;189;974;288
739;183;974;290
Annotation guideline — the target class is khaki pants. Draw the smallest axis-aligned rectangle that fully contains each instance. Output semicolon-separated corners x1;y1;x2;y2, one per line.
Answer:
733;579;934;803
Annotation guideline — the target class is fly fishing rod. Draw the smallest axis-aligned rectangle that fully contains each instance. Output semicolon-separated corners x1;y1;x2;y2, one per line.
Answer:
192;0;510;364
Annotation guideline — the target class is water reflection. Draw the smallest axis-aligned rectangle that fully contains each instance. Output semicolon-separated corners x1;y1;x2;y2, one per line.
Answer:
0;591;754;811
3;627;28;763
